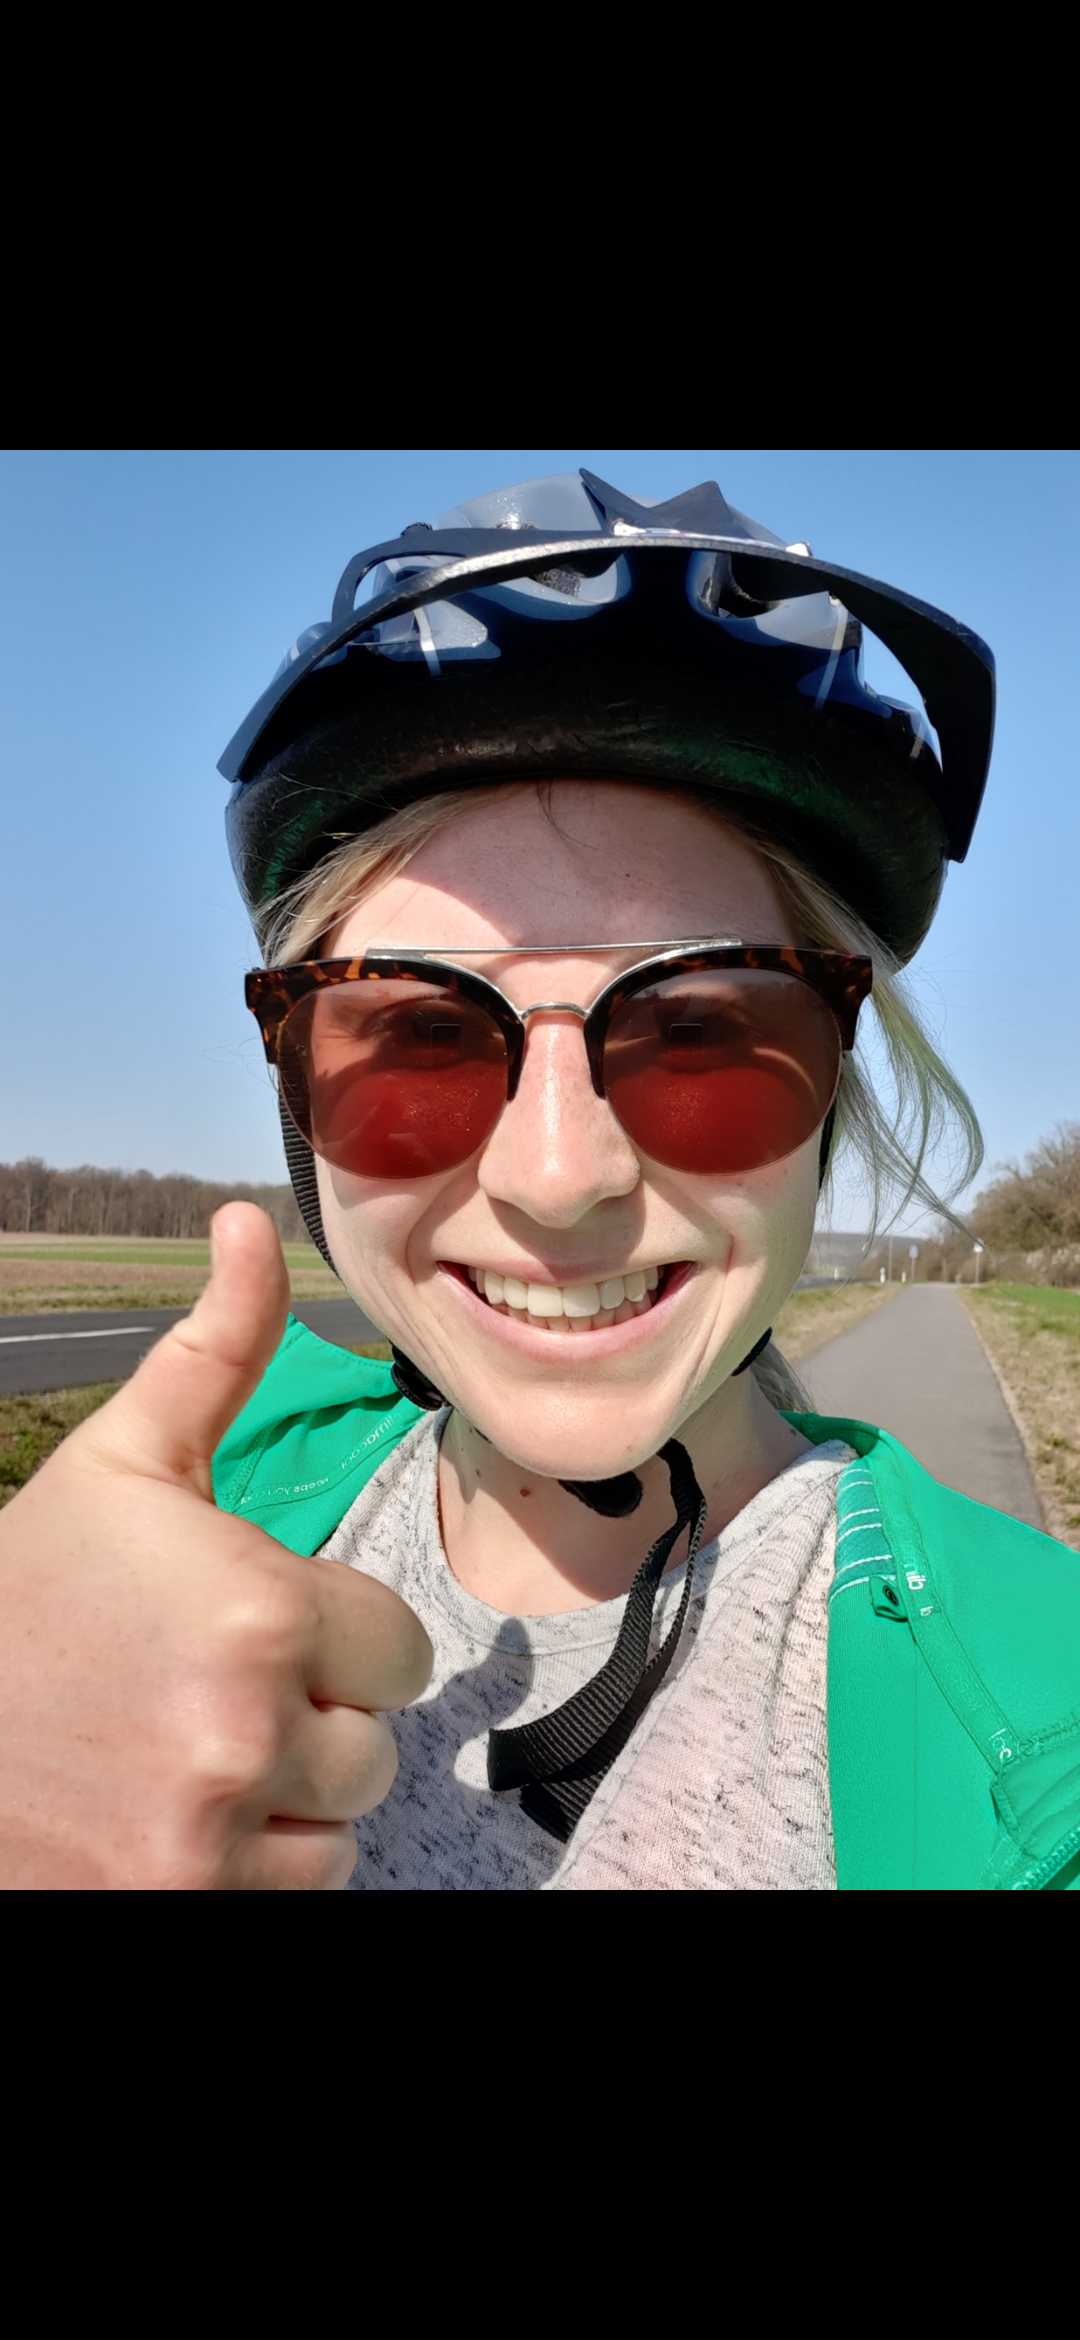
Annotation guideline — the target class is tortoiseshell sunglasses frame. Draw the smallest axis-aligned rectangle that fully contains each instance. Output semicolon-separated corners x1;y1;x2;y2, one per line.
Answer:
246;944;873;1107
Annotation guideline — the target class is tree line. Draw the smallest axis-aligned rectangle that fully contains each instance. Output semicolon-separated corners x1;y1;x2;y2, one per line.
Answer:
871;1122;1080;1286
0;1159;306;1242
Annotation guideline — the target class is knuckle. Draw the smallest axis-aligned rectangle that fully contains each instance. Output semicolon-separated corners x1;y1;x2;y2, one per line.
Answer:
219;1566;318;1676
252;1570;318;1656
191;1707;284;1804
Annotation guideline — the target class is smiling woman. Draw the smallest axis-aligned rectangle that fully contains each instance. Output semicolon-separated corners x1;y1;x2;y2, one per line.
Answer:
5;464;1080;1892
302;789;823;1492
259;781;969;1406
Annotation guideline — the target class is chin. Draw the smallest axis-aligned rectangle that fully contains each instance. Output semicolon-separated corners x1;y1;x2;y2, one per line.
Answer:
442;1370;691;1481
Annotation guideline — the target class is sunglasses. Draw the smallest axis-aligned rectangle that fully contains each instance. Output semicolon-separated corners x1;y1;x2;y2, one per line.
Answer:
246;941;872;1182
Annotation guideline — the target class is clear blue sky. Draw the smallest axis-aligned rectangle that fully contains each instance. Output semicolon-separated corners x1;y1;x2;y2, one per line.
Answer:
2;450;1077;1232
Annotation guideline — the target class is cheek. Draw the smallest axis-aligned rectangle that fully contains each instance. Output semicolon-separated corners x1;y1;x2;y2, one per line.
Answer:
315;1162;435;1300
740;1169;819;1295
658;1138;820;1268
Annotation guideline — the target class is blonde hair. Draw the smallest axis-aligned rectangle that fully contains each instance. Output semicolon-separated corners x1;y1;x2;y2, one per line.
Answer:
261;782;983;1414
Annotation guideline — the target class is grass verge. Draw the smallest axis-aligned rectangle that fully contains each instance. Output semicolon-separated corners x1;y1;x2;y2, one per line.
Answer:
958;1284;1080;1550
772;1282;898;1363
0;1383;123;1508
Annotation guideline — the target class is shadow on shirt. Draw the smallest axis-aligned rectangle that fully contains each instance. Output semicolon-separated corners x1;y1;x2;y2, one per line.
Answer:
347;1618;572;1892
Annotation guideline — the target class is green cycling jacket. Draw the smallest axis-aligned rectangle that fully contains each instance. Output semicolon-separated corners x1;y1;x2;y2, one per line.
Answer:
212;1315;1080;1892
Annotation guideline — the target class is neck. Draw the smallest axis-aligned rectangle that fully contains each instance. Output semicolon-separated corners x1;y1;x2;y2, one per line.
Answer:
437;1376;811;1616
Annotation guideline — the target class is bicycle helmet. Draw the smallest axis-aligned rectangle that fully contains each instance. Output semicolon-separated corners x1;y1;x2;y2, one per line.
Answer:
221;465;995;967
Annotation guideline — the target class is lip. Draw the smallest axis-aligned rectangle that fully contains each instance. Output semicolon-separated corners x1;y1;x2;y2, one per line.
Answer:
436;1259;697;1357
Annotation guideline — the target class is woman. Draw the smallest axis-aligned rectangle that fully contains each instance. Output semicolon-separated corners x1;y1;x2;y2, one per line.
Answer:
3;467;1079;1888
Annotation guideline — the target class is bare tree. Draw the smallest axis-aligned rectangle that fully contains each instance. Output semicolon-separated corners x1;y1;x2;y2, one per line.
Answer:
973;1124;1080;1251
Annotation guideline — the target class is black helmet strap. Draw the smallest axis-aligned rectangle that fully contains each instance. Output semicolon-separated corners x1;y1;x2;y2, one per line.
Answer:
487;1437;708;1841
279;1098;338;1271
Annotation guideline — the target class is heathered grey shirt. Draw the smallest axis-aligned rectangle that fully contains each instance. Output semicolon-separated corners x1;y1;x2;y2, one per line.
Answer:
321;1416;851;1892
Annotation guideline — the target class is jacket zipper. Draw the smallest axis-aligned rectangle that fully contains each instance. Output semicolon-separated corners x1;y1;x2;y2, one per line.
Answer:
1011;1817;1080;1891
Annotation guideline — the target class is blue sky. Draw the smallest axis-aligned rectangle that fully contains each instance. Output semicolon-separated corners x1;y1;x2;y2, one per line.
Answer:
2;449;1077;1232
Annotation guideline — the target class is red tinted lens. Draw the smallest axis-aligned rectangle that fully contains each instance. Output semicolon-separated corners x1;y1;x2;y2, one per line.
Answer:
602;968;842;1173
278;980;508;1178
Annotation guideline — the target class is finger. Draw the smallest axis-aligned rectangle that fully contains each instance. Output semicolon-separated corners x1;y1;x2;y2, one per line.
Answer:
227;1819;360;1892
305;1560;434;1712
78;1203;290;1496
271;1701;401;1823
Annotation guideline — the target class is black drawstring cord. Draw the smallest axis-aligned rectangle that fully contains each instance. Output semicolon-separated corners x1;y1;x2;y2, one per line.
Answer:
487;1439;707;1842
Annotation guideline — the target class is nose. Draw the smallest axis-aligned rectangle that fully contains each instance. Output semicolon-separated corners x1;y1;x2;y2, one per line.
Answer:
476;1013;641;1225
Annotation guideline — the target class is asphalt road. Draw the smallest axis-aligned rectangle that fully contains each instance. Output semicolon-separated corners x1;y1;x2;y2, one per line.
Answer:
0;1297;385;1395
800;1284;1043;1529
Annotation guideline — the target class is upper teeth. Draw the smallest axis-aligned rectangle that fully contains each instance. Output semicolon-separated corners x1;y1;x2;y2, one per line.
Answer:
471;1265;660;1317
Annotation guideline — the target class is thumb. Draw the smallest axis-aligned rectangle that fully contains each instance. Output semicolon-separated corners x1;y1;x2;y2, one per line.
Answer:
80;1203;291;1496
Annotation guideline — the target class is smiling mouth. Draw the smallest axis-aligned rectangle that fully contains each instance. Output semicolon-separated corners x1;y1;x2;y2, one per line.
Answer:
448;1261;686;1334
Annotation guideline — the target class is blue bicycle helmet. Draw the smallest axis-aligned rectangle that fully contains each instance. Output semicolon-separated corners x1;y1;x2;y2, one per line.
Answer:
220;466;995;965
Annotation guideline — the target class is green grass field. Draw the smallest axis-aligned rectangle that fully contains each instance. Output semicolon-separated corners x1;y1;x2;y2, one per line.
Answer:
0;1382;123;1507
968;1284;1080;1340
960;1284;1080;1547
0;1234;338;1312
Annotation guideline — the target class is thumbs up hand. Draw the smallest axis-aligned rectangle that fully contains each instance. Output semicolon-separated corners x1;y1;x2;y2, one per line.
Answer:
0;1205;432;1889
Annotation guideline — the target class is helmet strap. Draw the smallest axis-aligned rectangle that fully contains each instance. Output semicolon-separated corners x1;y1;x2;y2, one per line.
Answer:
488;1437;708;1841
279;1098;339;1274
818;1104;836;1184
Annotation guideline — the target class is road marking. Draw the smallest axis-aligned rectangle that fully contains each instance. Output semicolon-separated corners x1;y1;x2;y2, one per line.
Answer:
0;1326;153;1346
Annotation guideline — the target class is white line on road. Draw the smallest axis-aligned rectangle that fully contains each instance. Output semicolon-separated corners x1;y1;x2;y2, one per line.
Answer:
0;1327;153;1346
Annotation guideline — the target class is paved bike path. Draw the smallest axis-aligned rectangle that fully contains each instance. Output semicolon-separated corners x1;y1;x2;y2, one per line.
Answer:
800;1284;1042;1529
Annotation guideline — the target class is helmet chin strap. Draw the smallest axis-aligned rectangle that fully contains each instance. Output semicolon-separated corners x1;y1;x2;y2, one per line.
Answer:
489;1437;708;1841
279;1099;338;1270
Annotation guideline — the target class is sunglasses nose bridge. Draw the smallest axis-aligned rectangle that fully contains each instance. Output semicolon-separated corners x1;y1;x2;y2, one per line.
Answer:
507;999;608;1103
517;1000;589;1019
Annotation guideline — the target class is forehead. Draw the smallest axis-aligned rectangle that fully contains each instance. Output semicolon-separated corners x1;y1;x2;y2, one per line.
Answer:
336;782;792;949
